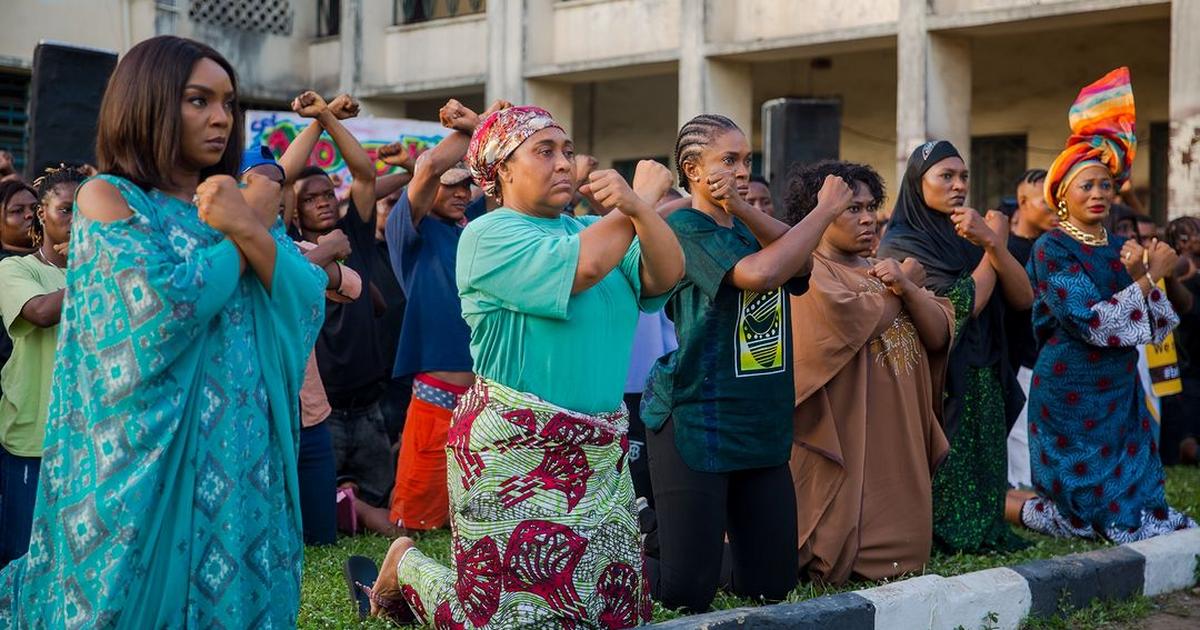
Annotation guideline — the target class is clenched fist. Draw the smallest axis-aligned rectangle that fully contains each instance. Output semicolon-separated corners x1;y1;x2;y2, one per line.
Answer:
631;160;673;207
327;94;360;120
292;91;328;119
197;175;256;238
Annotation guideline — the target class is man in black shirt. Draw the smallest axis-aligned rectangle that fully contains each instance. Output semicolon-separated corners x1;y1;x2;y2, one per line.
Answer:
285;91;394;507
1005;168;1055;488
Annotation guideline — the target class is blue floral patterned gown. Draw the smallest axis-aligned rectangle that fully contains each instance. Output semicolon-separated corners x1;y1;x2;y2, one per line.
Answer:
0;175;326;628
1022;229;1196;543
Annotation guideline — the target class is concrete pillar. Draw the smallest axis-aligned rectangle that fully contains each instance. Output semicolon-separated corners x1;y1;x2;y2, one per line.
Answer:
677;0;753;134
896;0;971;183
526;79;574;137
338;0;362;95
1168;0;1200;219
486;0;525;105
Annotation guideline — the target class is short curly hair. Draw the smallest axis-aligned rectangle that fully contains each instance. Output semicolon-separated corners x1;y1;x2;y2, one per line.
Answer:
782;160;885;226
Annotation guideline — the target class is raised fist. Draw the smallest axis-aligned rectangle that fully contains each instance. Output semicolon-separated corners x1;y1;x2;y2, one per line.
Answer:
292;91;328;119
327;94;360;120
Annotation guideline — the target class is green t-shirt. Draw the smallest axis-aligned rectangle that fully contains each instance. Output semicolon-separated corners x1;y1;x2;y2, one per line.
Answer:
0;254;66;456
457;209;668;414
643;209;808;473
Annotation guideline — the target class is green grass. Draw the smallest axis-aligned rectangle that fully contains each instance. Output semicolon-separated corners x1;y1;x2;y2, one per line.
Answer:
299;466;1200;627
1019;595;1154;629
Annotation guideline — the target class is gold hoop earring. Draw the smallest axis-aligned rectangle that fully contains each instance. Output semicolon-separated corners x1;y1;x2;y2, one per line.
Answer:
1056;201;1069;220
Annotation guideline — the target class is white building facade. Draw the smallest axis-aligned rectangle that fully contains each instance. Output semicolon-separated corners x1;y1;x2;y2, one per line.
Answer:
1;0;1197;219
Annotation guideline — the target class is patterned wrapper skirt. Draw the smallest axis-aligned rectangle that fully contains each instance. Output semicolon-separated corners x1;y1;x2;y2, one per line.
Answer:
395;377;651;629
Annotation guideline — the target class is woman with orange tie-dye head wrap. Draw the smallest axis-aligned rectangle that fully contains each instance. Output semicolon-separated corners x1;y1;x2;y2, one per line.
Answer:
359;104;685;628
1016;67;1197;542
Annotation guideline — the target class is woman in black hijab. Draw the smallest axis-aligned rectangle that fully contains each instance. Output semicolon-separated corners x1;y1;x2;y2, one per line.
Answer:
877;141;1033;552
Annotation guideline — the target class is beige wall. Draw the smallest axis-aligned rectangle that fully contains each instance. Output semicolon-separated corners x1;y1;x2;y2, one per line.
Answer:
708;0;899;43
383;15;488;91
0;0;132;65
544;0;681;67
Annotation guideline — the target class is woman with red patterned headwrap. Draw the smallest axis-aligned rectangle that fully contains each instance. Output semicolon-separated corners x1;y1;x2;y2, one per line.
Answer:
1015;67;1197;542
362;104;684;628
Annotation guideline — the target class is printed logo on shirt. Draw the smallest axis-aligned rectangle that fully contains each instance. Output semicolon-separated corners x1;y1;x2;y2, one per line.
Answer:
735;287;786;377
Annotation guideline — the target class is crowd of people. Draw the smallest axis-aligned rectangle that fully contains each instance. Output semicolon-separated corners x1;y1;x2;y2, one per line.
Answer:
0;35;1196;628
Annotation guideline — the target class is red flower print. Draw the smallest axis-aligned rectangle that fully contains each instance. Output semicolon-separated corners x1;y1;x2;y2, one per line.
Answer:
1052;480;1063;494
1130;309;1143;322
1127;443;1138;456
1066;392;1080;405
1083;419;1096;430
1073;462;1088;474
1093;486;1104;497
1109;260;1123;272
1088;351;1101;363
1054;362;1067;375
1154;508;1167;520
1100;444;1112;457
1070;263;1081;273
1150;290;1161;302
1030;421;1039;434
1107;336;1121;347
1109;502;1120;513
1115;464;1123;477
1056;435;1069;448
1097;377;1111;390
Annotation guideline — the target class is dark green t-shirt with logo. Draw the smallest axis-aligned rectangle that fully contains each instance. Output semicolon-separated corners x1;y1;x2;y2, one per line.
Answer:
642;208;808;473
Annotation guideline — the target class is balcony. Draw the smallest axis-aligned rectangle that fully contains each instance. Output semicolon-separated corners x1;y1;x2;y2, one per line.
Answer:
383;3;487;94
527;0;681;78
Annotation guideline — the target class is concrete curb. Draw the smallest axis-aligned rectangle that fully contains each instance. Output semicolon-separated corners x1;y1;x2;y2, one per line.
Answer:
650;528;1200;629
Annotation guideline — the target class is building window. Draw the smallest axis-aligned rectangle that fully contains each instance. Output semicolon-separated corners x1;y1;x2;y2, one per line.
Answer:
189;0;296;36
317;0;340;37
394;0;485;25
0;72;30;175
970;134;1027;213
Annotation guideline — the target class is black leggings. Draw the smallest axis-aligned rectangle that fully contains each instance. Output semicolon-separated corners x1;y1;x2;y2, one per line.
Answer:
645;418;798;613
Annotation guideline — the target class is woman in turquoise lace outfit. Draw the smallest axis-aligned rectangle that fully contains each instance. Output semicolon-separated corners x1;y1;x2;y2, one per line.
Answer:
877;141;1034;553
0;36;326;628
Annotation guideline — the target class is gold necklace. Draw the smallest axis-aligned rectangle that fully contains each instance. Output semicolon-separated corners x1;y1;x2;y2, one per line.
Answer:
1058;220;1108;246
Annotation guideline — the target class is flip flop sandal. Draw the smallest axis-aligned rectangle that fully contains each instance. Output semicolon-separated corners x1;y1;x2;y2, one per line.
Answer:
343;555;378;621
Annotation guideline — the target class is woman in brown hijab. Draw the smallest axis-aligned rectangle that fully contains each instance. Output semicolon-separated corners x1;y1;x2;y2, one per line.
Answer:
784;161;952;585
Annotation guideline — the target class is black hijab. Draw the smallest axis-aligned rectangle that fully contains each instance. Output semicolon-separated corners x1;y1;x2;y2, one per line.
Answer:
877;141;1024;439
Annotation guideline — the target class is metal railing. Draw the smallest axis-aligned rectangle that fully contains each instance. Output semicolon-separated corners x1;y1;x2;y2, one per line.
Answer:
394;0;486;25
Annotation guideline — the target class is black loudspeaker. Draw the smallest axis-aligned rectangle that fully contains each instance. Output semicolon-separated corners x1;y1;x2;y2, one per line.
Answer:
761;98;841;213
25;42;118;178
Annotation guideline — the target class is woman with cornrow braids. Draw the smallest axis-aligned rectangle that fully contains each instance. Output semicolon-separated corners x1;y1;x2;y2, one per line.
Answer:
641;114;855;612
0;164;86;568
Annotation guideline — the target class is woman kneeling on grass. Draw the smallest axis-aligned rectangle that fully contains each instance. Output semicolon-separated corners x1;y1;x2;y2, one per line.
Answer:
363;105;684;628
